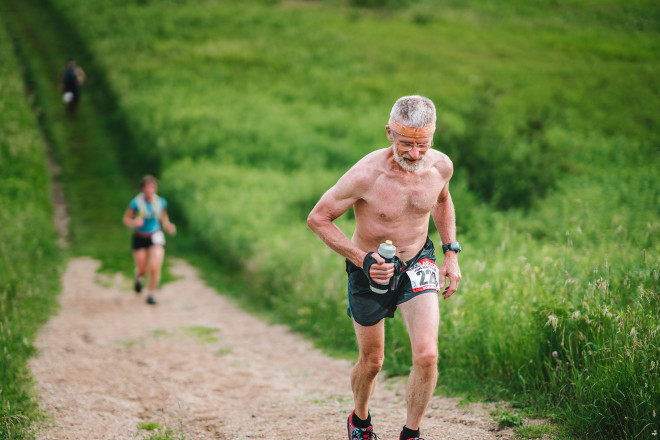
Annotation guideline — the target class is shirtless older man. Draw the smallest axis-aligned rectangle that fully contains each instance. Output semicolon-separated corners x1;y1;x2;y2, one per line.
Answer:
307;95;461;440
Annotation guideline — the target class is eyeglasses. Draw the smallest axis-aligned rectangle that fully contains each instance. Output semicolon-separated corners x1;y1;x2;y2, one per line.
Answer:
393;132;434;152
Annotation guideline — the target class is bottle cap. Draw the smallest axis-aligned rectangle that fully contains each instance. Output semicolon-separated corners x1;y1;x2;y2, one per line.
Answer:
378;241;396;259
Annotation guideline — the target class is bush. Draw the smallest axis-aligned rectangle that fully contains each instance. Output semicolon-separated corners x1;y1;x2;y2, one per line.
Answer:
437;82;571;209
350;0;408;8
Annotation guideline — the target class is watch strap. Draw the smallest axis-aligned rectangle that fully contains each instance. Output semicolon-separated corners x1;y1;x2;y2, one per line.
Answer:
442;242;461;253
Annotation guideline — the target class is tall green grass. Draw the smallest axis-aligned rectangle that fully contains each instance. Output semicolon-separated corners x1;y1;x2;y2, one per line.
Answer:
22;0;660;437
0;19;61;440
436;160;659;437
1;0;173;276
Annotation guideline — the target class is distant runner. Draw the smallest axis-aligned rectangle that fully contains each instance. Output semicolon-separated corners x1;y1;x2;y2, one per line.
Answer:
59;57;86;115
307;95;462;440
122;175;176;305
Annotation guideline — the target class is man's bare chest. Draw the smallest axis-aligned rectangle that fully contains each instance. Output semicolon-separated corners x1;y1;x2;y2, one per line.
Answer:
362;174;443;220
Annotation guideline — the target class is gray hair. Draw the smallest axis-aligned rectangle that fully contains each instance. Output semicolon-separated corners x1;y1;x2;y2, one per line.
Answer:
390;95;436;127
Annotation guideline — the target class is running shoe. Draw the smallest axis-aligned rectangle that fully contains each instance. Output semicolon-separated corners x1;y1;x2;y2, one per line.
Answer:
134;277;142;293
399;431;424;440
347;411;379;440
146;294;157;305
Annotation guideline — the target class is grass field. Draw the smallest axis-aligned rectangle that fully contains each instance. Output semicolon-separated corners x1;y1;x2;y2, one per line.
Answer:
1;0;659;438
0;16;62;439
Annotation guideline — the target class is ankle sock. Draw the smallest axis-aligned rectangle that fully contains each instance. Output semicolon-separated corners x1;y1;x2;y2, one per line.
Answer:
400;426;420;440
351;411;371;428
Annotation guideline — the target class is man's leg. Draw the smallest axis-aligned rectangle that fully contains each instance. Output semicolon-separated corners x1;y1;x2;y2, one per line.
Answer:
351;318;385;420
398;292;439;431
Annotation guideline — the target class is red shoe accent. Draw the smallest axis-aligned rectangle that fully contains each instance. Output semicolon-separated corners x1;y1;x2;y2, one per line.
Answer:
347;411;379;440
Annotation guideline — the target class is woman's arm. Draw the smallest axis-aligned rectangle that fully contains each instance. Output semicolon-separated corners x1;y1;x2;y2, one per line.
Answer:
160;210;176;235
122;208;143;228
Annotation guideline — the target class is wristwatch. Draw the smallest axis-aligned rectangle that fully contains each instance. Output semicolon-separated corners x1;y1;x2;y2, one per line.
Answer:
442;242;461;254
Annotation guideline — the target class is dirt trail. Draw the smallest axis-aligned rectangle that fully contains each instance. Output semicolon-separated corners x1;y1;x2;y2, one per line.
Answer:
30;258;514;440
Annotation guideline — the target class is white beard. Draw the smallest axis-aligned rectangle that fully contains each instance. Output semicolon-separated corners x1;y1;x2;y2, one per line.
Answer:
393;146;425;172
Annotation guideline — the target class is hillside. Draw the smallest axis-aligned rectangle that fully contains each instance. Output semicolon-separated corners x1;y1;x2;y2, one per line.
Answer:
2;0;658;438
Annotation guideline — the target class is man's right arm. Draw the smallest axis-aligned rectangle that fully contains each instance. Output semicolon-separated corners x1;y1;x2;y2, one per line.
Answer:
307;169;370;267
76;67;87;85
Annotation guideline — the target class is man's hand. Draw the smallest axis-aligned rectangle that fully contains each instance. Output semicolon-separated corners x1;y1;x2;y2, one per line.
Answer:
165;223;177;235
133;217;145;228
366;252;395;285
439;253;461;299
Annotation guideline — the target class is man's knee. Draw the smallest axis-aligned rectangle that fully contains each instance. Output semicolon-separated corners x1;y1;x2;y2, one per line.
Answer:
359;352;385;374
412;346;438;370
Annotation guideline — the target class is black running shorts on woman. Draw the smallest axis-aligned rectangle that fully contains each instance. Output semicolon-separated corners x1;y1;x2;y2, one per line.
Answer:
346;237;439;326
132;232;153;250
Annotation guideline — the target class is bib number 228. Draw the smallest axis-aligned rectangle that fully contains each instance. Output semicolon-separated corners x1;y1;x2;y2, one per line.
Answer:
406;259;441;293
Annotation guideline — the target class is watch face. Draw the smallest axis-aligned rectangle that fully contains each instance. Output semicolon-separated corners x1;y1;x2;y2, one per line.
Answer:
444;242;461;253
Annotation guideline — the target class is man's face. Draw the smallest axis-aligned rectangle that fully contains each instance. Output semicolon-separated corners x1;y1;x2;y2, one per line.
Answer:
391;132;433;172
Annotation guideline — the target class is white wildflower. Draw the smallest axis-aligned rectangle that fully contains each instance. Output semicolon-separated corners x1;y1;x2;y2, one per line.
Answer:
545;315;559;331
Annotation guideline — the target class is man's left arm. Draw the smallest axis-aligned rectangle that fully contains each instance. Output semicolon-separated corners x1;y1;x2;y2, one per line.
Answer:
76;67;87;85
432;180;462;300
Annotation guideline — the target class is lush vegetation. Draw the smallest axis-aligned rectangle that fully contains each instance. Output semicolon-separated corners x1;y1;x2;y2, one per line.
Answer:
3;0;659;438
48;0;660;437
0;18;62;440
0;0;175;436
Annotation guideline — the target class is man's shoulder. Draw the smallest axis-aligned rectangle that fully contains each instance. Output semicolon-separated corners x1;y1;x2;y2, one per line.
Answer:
359;147;389;162
427;150;454;178
347;148;388;178
333;148;388;195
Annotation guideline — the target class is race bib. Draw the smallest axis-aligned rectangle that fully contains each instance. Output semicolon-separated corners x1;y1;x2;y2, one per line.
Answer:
151;230;166;246
406;259;440;293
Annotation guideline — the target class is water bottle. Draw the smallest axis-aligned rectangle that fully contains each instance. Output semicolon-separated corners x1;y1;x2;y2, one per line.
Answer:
369;240;396;294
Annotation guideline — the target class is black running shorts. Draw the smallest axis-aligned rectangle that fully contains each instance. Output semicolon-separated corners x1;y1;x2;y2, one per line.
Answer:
346;237;438;327
132;232;153;250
